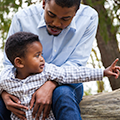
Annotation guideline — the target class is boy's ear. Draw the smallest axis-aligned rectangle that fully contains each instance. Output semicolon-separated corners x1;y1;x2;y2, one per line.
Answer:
42;0;45;9
14;57;24;68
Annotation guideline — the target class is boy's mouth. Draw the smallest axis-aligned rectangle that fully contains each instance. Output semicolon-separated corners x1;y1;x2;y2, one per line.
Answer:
40;64;44;69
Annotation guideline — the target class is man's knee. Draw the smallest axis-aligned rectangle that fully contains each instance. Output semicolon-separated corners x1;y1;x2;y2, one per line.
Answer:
52;84;83;120
52;85;74;101
52;83;83;104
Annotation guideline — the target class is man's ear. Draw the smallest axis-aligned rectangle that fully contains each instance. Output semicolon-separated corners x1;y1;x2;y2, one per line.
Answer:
14;57;24;68
42;0;46;9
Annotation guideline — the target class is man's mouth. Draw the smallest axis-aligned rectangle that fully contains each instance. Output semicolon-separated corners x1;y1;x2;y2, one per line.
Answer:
47;25;62;36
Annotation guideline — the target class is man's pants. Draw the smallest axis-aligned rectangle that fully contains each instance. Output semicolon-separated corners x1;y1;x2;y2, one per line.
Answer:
0;83;83;120
0;96;11;120
52;83;83;120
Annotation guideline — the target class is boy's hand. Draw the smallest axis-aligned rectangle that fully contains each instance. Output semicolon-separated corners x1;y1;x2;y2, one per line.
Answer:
104;58;120;79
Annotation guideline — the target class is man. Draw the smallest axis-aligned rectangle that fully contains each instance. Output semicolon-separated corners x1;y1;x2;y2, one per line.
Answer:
0;0;98;119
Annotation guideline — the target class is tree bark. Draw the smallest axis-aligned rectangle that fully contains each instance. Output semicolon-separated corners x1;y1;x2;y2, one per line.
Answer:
79;88;120;120
83;0;120;90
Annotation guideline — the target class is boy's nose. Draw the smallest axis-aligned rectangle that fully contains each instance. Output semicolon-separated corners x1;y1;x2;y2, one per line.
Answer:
40;56;44;61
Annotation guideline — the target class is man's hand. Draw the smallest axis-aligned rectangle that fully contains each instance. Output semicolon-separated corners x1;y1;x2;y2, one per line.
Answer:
30;80;58;120
1;91;28;120
104;58;120;79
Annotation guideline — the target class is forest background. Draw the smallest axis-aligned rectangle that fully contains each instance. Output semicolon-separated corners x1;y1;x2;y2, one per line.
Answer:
0;0;120;95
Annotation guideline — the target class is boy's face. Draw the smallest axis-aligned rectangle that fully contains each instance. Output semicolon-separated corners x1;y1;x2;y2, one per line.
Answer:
43;0;76;36
22;41;45;74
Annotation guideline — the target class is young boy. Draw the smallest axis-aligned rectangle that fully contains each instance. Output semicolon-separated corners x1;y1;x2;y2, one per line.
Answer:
0;32;120;120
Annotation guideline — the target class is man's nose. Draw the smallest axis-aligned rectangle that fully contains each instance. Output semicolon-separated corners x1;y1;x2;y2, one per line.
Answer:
52;18;61;28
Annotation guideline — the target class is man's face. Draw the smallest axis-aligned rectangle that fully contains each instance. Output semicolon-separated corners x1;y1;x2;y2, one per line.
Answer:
43;0;76;36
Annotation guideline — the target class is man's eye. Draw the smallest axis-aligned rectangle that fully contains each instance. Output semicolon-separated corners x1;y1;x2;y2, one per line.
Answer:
62;18;70;21
48;12;55;17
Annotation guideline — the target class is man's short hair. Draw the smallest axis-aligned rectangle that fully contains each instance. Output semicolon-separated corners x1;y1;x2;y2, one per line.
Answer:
5;32;40;65
46;0;81;11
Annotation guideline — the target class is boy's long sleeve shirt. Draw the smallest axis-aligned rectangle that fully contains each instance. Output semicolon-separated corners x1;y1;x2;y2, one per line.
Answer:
0;63;103;120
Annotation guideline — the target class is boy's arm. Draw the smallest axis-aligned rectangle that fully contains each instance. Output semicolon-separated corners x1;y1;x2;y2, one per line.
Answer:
44;63;103;83
44;59;120;84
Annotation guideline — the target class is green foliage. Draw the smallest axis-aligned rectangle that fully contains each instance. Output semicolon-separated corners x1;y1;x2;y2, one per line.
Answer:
83;0;120;43
0;0;22;49
90;48;105;93
96;81;104;93
84;88;92;96
0;0;39;49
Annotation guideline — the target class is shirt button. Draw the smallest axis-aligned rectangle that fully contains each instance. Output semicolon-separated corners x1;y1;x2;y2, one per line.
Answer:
24;95;27;97
12;75;14;79
54;50;56;52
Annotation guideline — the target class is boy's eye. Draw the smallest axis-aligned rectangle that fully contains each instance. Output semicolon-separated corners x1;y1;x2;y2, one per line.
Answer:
36;54;40;58
35;53;43;58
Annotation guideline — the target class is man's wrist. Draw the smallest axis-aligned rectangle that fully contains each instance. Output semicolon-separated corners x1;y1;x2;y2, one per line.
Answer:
46;80;58;90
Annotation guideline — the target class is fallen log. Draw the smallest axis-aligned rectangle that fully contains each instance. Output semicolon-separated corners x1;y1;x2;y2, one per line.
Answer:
79;88;120;120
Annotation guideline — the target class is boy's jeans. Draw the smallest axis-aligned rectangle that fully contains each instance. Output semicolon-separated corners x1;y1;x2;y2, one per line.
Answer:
0;83;83;120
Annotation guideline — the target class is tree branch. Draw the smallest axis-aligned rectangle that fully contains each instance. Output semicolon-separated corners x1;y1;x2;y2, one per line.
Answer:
79;88;120;120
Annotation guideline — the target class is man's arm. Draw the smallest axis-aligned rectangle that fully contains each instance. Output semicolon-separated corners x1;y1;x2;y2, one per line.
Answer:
30;80;58;120
3;14;21;66
1;91;28;120
62;8;98;67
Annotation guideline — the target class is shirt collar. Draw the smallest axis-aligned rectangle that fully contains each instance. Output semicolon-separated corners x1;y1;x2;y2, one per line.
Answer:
37;11;76;32
10;67;17;79
37;12;46;29
68;18;76;31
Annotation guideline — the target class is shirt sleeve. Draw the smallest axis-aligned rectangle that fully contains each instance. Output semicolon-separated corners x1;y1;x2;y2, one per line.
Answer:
44;63;103;83
2;14;21;79
3;14;21;67
62;12;98;67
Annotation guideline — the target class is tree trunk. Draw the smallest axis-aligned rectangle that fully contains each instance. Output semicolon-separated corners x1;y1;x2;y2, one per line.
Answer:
82;0;120;90
79;89;120;120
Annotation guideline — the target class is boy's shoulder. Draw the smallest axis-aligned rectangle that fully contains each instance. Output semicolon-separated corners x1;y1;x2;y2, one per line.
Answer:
0;66;15;81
